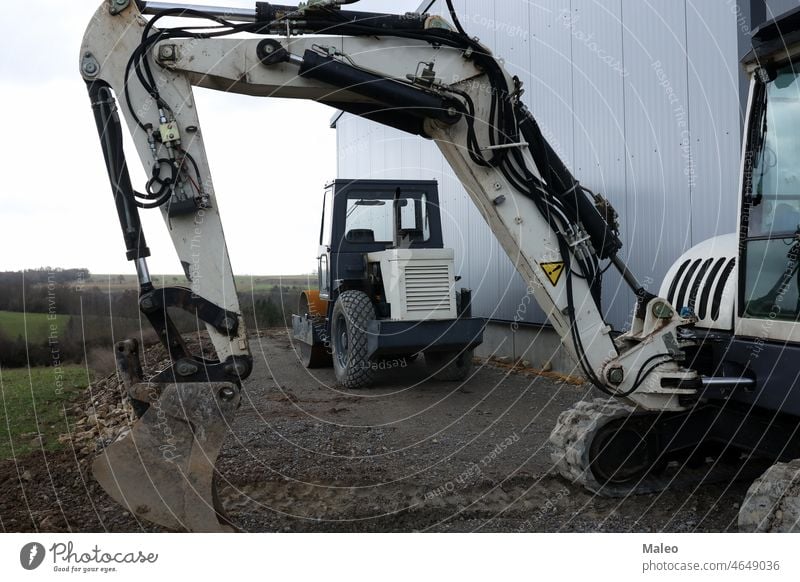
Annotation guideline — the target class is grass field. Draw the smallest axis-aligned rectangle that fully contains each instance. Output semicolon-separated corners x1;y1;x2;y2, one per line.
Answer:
0;310;150;341
0;366;86;459
0;310;63;342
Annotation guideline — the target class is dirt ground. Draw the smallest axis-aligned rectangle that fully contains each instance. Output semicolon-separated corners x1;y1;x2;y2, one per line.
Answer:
0;329;752;533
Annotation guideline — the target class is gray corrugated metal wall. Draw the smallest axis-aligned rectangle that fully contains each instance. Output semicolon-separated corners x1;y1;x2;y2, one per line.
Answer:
336;0;744;329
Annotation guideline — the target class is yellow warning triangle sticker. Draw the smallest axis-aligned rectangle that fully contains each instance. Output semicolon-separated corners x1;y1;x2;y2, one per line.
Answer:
541;262;565;286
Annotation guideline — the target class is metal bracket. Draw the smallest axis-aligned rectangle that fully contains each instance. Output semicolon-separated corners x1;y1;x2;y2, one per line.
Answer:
81;52;100;78
256;39;290;66
109;0;130;15
139;286;242;337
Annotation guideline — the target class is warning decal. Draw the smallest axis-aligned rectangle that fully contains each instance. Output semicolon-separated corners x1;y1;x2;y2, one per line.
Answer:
540;262;565;286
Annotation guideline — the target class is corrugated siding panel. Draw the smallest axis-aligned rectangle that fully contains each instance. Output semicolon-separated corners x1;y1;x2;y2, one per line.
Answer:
336;0;743;330
686;1;740;248
528;0;576;170
569;0;630;326
620;0;693;302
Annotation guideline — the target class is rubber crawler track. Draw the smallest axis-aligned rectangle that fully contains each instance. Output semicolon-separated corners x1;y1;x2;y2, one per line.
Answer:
549;399;764;498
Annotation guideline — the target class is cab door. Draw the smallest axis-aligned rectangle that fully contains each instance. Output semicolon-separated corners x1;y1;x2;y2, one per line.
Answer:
739;66;800;340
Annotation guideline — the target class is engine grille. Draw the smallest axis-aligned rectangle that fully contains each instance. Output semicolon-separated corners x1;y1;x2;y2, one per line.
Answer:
666;257;735;324
403;264;453;315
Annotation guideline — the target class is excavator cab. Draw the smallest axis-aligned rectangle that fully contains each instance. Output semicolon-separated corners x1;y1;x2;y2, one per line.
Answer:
293;179;484;387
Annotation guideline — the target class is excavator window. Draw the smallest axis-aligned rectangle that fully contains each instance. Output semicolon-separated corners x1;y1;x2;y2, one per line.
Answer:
742;63;800;320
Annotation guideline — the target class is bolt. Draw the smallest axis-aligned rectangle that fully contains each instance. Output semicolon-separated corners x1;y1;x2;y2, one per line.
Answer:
492;195;506;206
652;301;674;319
176;360;199;377
109;0;129;14
139;295;157;313
159;44;176;61
218;386;237;402
607;367;624;385
493;182;502;191
83;61;98;75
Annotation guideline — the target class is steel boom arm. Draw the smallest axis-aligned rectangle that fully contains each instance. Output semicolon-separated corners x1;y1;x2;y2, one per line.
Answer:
81;0;699;414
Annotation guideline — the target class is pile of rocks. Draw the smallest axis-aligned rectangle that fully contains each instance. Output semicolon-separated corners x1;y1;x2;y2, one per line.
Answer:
59;333;215;462
59;375;137;461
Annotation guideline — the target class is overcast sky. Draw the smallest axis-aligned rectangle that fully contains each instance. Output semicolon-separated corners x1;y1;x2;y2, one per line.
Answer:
0;0;421;276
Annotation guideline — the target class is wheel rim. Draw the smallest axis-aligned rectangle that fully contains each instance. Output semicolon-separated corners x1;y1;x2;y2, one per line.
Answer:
589;420;657;485
334;312;349;368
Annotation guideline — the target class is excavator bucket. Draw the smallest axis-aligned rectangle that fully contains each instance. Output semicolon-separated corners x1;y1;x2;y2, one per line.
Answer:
93;341;240;532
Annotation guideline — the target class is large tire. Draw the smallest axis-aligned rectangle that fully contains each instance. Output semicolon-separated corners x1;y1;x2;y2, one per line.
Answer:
425;349;474;382
331;290;376;389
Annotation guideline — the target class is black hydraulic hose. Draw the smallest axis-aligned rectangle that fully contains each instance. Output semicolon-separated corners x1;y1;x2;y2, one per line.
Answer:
254;3;427;31
515;105;623;261
558;236;617;395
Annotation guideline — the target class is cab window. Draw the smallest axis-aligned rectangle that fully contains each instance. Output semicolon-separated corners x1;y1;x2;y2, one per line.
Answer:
743;65;800;321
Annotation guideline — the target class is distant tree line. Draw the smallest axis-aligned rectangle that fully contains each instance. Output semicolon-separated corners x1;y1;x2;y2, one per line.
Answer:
0;269;302;369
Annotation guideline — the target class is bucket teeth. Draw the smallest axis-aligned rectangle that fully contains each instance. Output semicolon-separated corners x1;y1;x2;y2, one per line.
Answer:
93;380;240;532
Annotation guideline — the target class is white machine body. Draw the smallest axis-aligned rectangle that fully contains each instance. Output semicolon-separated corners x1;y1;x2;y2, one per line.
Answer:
368;248;458;321
658;233;738;331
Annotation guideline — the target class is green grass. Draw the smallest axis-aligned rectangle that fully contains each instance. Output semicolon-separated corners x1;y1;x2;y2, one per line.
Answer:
0;310;64;343
0;366;86;459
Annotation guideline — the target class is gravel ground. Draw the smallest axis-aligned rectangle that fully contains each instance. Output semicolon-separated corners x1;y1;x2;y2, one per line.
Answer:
1;329;751;532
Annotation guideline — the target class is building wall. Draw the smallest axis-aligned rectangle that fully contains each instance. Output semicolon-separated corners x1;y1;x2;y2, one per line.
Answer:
336;0;744;335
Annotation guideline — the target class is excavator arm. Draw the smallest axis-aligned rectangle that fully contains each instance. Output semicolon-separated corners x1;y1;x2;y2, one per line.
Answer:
81;0;700;531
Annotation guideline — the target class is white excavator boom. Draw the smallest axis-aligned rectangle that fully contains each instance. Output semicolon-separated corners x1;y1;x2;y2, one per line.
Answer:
80;0;701;530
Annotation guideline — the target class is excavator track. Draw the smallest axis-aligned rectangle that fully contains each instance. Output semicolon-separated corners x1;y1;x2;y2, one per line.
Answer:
549;399;660;496
738;460;800;532
549;399;762;498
